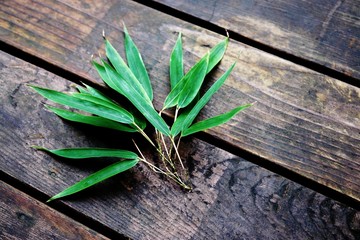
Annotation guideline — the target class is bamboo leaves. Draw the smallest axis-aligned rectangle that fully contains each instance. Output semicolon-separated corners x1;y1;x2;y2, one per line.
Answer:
32;147;138;160
30;86;134;124
171;63;236;136
48;159;139;202
102;60;170;136
170;33;184;89
181;104;253;136
163;53;209;109
46;106;138;132
124;25;153;101
31;26;252;201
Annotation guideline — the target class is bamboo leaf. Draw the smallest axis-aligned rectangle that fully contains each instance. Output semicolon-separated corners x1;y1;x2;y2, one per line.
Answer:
76;84;147;131
71;93;124;112
124;25;153;100
32;146;138;159
171;63;236;136
104;63;170;136
76;85;88;94
181;103;253;137
47;106;138;132
92;60;123;95
92;61;148;130
163;52;209;109
207;37;229;73
47;159;139;202
170;33;183;89
104;37;152;103
83;84;115;104
30;86;134;124
177;53;209;108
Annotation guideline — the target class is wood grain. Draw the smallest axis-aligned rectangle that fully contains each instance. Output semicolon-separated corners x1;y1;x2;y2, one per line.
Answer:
153;0;360;80
1;50;360;239
0;181;108;240
0;0;359;202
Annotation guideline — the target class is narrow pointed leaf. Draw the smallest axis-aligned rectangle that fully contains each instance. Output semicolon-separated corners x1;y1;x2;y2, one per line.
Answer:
182;103;253;137
73;86;147;131
163;37;228;110
177;53;209;108
76;85;88;94
92;60;123;95
104;38;152;103
71;92;126;113
92;61;147;130
163;52;209;109
84;84;115;104
124;25;153;100
47;106;138;132
104;63;170;136
30;86;134;124
207;37;229;73
170;33;183;89
47;159;139;201
171;63;236;136
33;146;138;159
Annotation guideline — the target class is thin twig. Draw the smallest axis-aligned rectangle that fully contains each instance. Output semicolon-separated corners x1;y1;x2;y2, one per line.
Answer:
170;137;184;169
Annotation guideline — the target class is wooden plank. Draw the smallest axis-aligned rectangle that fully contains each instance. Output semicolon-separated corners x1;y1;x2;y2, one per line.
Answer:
153;0;360;81
0;181;108;240
1;50;360;240
0;0;359;202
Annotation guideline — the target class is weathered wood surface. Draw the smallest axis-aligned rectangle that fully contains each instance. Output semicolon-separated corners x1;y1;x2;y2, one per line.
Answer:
1;51;360;240
0;181;108;240
153;0;360;80
1;0;359;201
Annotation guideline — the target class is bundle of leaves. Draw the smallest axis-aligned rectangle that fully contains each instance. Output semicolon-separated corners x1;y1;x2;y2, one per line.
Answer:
31;26;252;202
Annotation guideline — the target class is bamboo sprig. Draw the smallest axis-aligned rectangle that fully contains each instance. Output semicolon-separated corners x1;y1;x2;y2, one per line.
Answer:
30;24;253;201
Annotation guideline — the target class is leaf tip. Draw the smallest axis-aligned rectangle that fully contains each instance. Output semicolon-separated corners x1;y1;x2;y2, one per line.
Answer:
31;145;46;151
123;22;128;34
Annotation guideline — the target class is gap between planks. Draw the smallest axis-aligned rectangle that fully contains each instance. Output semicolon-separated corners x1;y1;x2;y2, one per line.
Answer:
0;170;128;240
131;0;360;88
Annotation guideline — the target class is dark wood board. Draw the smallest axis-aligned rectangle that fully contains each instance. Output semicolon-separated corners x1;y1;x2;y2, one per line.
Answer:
0;181;108;240
154;0;360;80
0;0;360;203
1;51;360;239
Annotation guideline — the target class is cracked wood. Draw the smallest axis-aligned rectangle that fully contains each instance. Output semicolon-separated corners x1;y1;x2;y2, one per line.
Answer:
0;0;360;202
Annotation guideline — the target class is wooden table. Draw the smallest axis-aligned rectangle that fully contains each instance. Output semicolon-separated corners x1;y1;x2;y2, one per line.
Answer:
1;0;359;239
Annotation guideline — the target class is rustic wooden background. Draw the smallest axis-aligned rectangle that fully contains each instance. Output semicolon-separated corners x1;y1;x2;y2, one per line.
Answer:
1;0;359;239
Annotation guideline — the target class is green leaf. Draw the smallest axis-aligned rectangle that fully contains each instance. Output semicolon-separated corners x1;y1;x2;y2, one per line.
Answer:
163;52;209;109
207;37;229;73
170;33;183;89
30;85;134;124
75;84;147;131
76;85;88;94
92;60;124;95
181;103;253;137
177;53;209;108
33;146;138;159
46;106;138;132
47;159;139;201
71;93;123;111
124;25;153;100
171;63;236;136
104;38;152;104
83;84;115;104
104;63;170;136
